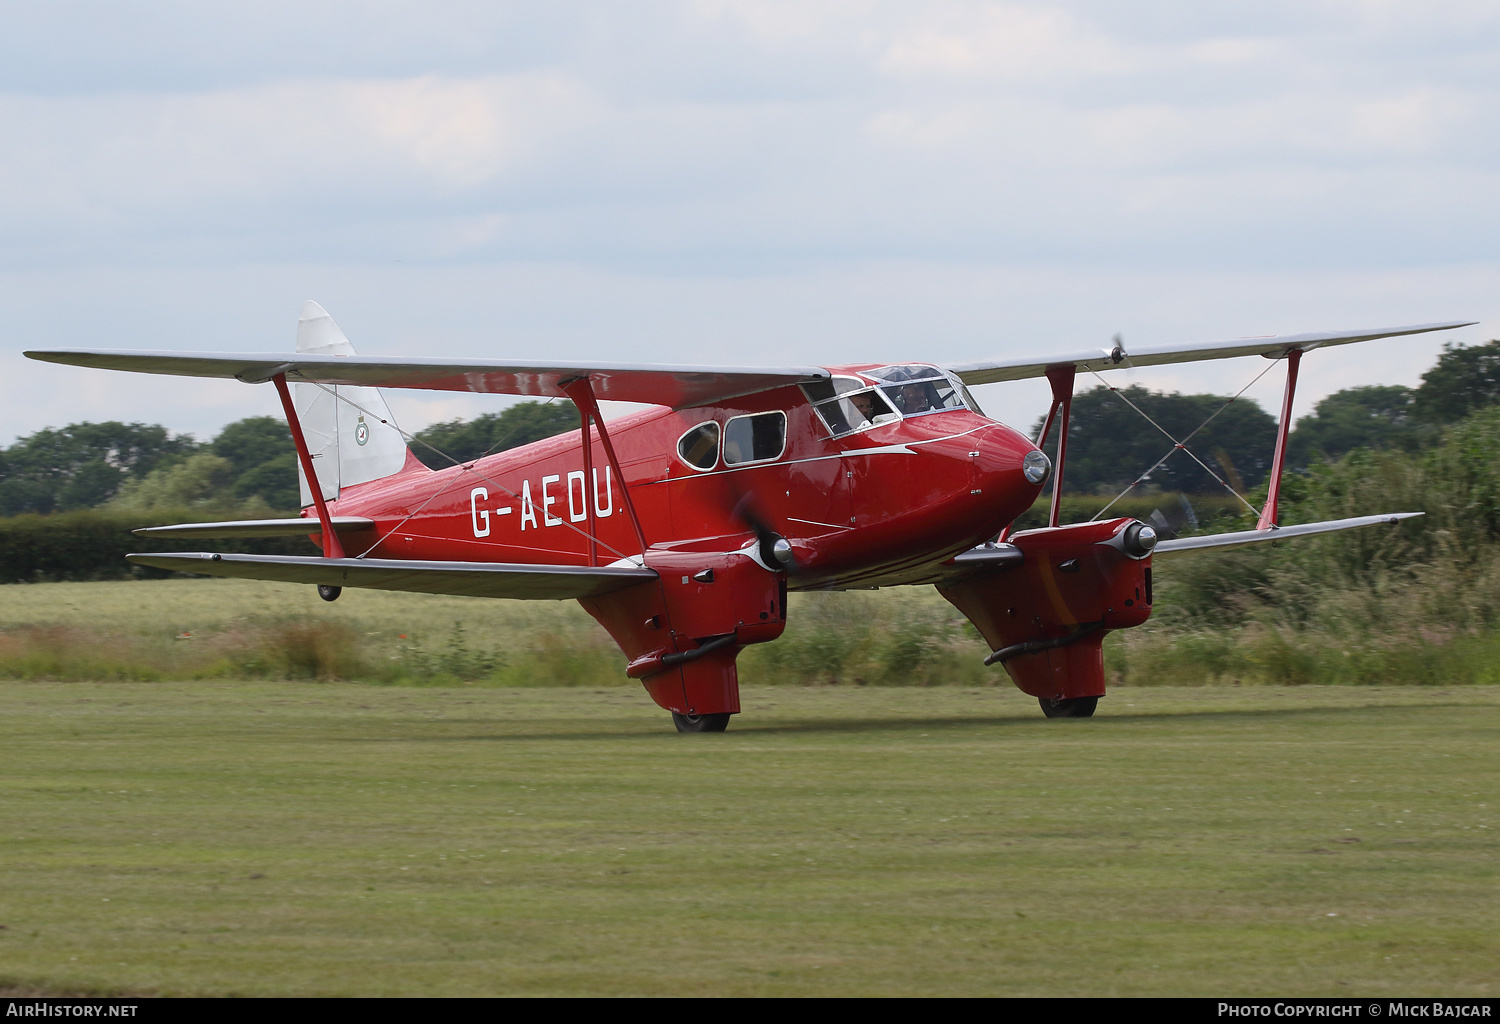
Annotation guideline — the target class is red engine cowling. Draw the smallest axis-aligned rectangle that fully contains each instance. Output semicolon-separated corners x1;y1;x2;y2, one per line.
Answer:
937;518;1154;701
579;547;787;717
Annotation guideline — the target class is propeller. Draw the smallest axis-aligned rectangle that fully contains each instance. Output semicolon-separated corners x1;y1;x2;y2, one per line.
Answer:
730;491;798;572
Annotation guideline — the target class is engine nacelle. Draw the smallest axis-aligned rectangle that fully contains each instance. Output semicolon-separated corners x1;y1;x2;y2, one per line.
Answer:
580;546;787;717
938;518;1154;701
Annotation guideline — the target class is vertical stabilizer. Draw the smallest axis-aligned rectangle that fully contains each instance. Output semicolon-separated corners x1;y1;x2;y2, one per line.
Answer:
292;301;410;507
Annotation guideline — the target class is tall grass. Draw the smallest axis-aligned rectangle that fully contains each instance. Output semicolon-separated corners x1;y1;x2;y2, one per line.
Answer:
1111;406;1500;687
0;577;995;686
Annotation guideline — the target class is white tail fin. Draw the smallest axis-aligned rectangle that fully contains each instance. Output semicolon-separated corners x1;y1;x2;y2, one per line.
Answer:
292;301;410;506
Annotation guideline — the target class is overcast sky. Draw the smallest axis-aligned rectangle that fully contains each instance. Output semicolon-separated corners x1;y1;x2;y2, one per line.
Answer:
3;0;1497;444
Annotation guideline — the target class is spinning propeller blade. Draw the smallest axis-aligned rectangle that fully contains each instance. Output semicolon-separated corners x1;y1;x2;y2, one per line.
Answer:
730;491;798;572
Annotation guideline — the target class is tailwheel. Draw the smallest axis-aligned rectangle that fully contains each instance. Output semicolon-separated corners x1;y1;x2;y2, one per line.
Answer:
672;712;732;733
1038;696;1098;719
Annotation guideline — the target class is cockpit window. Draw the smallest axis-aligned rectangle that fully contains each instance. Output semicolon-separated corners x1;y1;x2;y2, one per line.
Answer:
866;365;969;417
723;412;787;466
801;376;863;404
810;388;899;437
677;421;720;471
805;366;973;437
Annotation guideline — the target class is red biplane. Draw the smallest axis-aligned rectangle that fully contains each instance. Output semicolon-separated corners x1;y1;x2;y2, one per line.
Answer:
26;305;1471;730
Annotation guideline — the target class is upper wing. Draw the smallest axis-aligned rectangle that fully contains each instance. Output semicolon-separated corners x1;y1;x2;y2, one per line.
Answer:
23;349;829;409
128;552;656;600
947;321;1475;386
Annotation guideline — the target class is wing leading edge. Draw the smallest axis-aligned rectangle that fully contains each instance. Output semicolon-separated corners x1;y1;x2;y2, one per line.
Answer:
23;350;830;409
127;552;657;600
947;321;1475;386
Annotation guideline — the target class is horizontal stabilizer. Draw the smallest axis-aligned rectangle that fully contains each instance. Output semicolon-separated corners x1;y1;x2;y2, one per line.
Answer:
949;322;1474;386
1152;513;1422;558
23;349;829;410
133;517;376;539
127;552;658;600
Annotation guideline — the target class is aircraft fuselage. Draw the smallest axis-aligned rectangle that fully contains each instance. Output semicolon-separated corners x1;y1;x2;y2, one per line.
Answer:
324;366;1043;590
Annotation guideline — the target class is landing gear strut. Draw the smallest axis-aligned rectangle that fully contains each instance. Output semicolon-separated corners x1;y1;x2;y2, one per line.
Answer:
672;712;731;733
1038;696;1097;718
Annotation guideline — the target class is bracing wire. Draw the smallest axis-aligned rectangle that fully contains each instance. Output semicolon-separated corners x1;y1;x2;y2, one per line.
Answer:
1086;357;1282;523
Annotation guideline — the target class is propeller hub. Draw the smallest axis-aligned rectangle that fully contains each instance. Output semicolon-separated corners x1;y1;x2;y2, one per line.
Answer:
770;537;794;567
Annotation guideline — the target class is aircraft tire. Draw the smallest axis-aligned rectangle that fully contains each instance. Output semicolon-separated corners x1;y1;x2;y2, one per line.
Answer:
318;585;342;602
672;712;732;733
1038;696;1098;719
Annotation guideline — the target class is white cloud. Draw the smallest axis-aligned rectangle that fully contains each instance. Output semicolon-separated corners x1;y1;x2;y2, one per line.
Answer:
1;1;1498;445
879;4;1133;80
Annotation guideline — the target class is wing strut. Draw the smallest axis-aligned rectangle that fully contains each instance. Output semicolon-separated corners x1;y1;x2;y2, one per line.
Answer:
1032;365;1080;527
271;373;344;559
1256;348;1303;531
1041;366;1077;528
999;364;1076;543
575;396;599;567
561;377;649;559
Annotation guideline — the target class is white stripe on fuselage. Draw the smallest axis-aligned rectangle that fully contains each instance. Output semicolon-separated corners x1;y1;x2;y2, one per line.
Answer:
644;423;994;485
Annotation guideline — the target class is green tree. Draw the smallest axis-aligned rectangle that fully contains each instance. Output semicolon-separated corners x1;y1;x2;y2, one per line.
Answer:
1412;339;1500;425
109;452;276;517
0;422;199;515
1035;385;1277;496
1287;385;1426;467
211;417;299;510
413;401;579;470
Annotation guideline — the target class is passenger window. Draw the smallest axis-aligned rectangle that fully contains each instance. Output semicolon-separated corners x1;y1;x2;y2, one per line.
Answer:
723;412;787;466
677;421;720;471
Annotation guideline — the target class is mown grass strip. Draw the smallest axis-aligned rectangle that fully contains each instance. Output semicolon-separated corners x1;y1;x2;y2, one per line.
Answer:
0;683;1495;996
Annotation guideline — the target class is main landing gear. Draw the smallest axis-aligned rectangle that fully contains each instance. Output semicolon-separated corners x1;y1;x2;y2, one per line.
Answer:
1038;696;1098;718
672;712;732;733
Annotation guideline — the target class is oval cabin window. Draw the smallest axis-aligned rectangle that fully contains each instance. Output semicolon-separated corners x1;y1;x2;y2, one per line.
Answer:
677;421;721;471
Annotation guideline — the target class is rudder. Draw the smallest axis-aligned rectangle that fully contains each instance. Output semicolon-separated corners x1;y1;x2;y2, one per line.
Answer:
292;300;412;506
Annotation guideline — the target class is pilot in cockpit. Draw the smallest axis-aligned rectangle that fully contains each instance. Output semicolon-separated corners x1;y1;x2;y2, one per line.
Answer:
850;391;877;423
894;382;932;414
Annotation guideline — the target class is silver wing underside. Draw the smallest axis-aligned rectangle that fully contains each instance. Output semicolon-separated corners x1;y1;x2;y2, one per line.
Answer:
27;321;1472;409
133;517;375;539
1150;513;1422;558
947;322;1474;386
882;512;1422;588
24;349;830;410
128;552;657;601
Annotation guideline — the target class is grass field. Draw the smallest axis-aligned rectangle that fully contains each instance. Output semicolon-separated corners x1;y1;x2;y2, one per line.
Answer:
0;578;995;686
1;682;1495;997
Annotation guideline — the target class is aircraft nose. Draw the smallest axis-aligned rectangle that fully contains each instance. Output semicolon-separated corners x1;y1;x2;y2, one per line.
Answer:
973;422;1050;501
1022;448;1052;487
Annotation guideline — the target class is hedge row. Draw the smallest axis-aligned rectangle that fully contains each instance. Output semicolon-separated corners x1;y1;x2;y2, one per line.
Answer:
0;509;317;583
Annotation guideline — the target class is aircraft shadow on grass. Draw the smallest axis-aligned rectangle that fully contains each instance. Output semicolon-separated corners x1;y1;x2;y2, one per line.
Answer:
318;698;1463;744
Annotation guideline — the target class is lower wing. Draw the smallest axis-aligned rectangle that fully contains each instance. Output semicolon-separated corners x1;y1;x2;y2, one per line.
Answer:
128;552;656;601
919;511;1421;586
1149;512;1422;557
